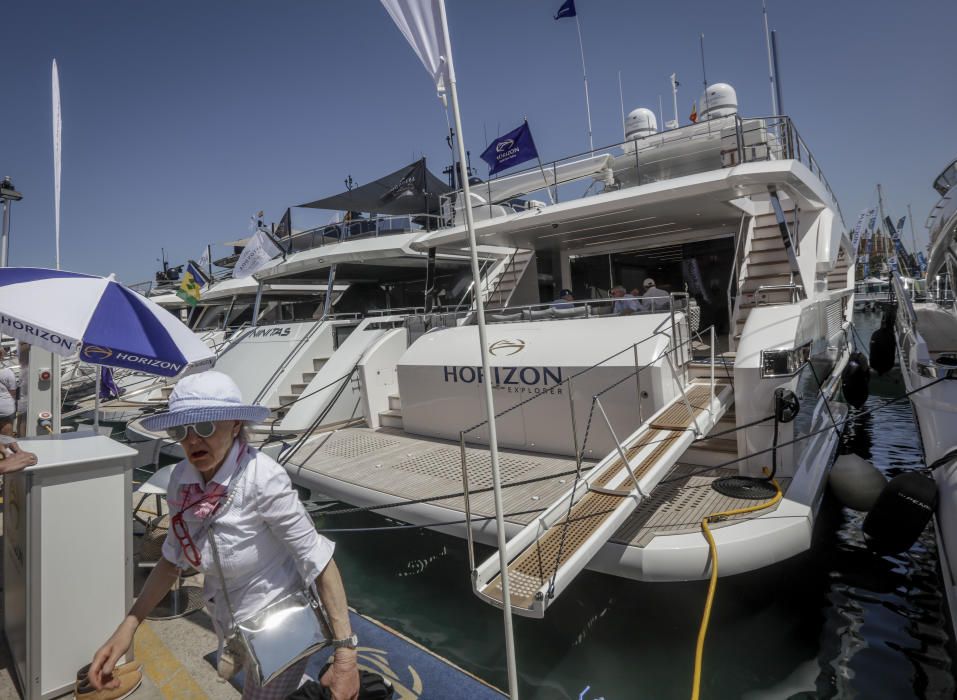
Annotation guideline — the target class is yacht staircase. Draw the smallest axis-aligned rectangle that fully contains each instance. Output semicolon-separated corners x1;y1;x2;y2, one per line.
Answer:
472;380;734;618
827;245;852;291
483;248;534;309
270;357;327;420
732;205;800;346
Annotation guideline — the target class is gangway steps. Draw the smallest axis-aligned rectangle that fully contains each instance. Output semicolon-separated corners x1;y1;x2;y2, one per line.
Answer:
475;381;732;617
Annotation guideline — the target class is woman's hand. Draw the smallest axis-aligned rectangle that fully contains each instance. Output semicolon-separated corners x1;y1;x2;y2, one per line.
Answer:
87;617;138;690
320;649;360;700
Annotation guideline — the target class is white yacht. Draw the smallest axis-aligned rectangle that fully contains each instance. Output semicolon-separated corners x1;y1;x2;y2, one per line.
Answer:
893;157;957;636
125;162;510;451
275;84;858;617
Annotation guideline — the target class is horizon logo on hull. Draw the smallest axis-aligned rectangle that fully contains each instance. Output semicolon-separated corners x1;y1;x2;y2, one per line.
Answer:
443;365;562;387
489;339;525;356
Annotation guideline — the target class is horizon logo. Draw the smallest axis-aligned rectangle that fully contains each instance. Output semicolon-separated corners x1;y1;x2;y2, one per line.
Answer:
489;339;525;357
0;314;75;351
113;351;183;373
443;365;562;388
82;345;113;361
496;139;515;153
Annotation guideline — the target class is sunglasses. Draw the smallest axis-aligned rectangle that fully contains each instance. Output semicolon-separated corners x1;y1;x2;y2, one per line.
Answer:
166;421;217;442
170;489;225;567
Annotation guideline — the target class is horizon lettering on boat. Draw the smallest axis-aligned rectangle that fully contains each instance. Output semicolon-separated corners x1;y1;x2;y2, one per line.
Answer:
443;365;563;387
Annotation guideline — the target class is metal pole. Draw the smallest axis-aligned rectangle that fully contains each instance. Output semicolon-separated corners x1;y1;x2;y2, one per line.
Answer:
762;1;778;116
0;200;9;268
771;30;784;116
94;367;101;434
251;280;264;328
618;71;626;140
575;15;594;153
437;2;518;696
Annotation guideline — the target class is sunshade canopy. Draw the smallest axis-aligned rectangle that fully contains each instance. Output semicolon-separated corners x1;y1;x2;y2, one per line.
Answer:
298;158;451;216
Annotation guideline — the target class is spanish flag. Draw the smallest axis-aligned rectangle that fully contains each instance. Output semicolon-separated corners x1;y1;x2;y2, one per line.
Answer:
689;101;698;124
176;261;207;307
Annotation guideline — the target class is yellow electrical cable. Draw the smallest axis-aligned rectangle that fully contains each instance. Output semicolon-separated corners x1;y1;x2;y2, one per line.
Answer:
690;476;783;700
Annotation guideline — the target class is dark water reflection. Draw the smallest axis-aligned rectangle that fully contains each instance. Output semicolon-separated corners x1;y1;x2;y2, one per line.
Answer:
319;312;954;699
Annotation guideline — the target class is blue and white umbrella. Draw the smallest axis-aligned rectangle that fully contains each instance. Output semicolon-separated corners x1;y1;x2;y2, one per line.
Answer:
0;267;215;378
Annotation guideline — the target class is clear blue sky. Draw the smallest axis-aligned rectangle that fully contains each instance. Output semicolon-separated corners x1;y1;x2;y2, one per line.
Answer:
3;1;954;283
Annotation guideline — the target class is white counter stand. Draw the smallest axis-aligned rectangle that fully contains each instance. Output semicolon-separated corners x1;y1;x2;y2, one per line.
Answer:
3;434;137;700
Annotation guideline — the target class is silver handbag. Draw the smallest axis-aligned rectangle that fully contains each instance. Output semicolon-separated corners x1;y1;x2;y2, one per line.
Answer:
207;523;331;687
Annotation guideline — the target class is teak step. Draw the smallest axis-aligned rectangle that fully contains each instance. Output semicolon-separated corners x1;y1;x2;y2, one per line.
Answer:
302;372;317;383
291;384;308;395
388;394;401;411
313;358;327;372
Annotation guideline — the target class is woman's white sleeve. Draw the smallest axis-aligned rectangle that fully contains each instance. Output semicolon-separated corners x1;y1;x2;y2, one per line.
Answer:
257;457;335;585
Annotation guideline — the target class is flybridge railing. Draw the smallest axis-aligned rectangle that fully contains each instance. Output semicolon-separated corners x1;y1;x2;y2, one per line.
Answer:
438;114;844;229
279;213;445;254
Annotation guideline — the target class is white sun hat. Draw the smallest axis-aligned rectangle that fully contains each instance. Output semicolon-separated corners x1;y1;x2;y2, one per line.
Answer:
141;370;270;431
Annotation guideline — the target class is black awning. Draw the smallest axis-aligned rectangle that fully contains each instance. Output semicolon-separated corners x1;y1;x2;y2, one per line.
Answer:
298;158;451;216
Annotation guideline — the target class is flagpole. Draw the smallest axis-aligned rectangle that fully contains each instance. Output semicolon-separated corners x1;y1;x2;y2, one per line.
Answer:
437;2;519;697
206;244;213;281
574;15;594;153
670;73;679;128
52;59;62;270
762;1;778;116
618;71;626;140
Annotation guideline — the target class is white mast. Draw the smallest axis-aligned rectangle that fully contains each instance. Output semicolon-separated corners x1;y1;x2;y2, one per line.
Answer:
435;1;519;695
52;59;62;270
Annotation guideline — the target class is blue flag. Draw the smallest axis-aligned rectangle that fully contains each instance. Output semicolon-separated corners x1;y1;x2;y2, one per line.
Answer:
99;366;122;400
555;0;576;19
480;122;540;176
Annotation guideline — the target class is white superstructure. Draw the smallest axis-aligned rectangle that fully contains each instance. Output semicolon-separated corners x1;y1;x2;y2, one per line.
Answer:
894;157;957;639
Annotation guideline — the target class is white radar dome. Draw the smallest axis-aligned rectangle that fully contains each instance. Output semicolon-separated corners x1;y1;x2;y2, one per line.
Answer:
699;83;738;119
625;108;658;140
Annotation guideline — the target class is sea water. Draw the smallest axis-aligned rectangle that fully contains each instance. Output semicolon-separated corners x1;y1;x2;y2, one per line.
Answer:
317;312;955;699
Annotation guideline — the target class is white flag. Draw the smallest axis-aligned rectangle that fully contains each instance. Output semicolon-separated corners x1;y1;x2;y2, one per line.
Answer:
380;0;450;95
233;229;280;279
198;246;210;273
52;59;62;270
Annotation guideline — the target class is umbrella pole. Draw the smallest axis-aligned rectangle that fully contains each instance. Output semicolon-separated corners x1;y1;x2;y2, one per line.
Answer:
94;366;100;433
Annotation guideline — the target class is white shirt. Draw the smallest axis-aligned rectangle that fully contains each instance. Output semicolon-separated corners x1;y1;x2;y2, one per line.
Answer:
162;440;335;640
641;286;670;311
0;367;16;416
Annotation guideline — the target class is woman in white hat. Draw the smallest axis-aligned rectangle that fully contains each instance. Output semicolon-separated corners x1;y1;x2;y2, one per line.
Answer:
87;371;359;700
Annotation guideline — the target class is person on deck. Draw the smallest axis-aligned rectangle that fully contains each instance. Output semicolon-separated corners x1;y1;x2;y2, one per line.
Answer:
87;371;360;700
552;289;575;309
611;285;640;315
640;278;670;312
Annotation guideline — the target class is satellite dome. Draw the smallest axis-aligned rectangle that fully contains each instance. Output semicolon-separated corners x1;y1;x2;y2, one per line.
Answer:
699;83;738;119
625;108;658;140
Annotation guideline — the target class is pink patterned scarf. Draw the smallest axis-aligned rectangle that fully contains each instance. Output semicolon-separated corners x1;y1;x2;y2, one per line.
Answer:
175;481;228;519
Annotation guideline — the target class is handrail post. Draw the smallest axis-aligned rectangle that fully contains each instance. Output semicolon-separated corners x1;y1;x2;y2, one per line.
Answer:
663;349;702;437
632;343;643;425
594;397;647;497
460;431;476;574
567;378;581;471
710;325;715;406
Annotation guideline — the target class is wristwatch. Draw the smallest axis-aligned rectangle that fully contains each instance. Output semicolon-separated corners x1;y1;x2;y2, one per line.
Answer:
331;634;359;650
